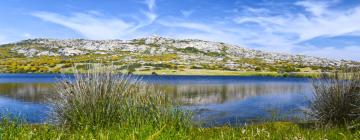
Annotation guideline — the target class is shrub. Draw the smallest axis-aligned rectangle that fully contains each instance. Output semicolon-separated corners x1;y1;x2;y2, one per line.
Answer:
61;63;72;68
177;47;203;54
190;65;202;69
310;68;360;126
51;66;191;130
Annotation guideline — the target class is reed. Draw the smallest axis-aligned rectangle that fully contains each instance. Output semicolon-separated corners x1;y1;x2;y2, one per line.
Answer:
50;66;191;131
310;68;360;126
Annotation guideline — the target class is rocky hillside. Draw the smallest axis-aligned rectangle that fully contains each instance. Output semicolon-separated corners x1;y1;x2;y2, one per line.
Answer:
0;36;358;73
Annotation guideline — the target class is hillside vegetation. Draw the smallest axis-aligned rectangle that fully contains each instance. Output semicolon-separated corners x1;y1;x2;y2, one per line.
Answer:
0;36;358;75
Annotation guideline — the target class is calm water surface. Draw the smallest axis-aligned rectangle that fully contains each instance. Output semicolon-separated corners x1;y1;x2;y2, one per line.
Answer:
0;74;313;125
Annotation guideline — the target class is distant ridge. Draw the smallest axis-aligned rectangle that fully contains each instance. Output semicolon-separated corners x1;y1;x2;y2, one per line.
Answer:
0;36;359;73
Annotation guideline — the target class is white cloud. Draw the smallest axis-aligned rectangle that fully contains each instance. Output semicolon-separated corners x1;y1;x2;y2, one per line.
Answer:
158;21;223;34
297;46;360;61
142;0;157;24
141;10;157;25
234;16;288;28
181;10;194;17
235;5;360;42
24;33;32;38
144;0;156;11
230;0;360;60
32;0;158;40
32;12;134;39
157;19;248;46
294;1;330;16
287;9;360;42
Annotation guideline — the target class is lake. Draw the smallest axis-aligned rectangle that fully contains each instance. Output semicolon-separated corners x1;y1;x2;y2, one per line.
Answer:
0;74;313;126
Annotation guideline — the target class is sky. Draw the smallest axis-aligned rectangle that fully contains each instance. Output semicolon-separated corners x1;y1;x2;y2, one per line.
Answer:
0;0;360;61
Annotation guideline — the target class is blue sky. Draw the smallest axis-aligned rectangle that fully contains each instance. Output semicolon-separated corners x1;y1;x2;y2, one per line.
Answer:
0;0;360;60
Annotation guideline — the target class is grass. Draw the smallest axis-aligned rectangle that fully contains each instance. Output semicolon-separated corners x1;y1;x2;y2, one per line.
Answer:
1;121;360;139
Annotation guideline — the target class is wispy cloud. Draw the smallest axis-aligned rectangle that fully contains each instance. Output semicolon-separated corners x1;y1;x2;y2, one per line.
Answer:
159;20;223;34
296;45;360;60
181;10;194;17
229;0;360;60
294;1;330;16
23;33;32;38
142;0;157;24
234;3;360;42
145;0;156;11
31;0;158;40
158;19;250;47
32;12;134;39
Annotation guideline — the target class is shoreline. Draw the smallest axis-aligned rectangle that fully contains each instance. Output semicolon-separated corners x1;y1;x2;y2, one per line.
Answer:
0;70;319;78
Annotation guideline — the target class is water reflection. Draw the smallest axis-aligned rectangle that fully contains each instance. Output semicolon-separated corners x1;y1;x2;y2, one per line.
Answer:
0;81;310;105
0;96;49;123
0;75;313;125
0;83;54;103
161;82;310;105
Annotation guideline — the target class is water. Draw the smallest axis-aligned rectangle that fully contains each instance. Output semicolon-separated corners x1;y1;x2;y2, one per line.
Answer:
0;74;313;125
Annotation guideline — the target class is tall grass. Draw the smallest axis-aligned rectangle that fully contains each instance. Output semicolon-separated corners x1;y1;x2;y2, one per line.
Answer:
50;66;191;131
310;68;360;126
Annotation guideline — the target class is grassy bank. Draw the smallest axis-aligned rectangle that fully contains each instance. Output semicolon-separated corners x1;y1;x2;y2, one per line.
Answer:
0;70;319;78
1;121;359;139
133;69;319;78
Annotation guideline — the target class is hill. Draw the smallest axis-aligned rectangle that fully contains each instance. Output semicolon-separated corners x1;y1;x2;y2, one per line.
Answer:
0;36;358;75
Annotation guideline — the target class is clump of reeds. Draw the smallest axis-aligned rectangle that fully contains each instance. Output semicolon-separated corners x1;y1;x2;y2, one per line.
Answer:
51;66;191;130
310;67;360;126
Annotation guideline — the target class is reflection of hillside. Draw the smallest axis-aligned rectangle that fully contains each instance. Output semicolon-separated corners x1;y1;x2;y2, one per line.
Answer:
0;83;55;103
0;81;312;105
160;82;311;105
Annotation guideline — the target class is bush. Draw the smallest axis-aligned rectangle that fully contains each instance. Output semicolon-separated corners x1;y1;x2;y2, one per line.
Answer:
310;68;360;126
61;63;72;68
255;67;261;71
51;66;191;130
